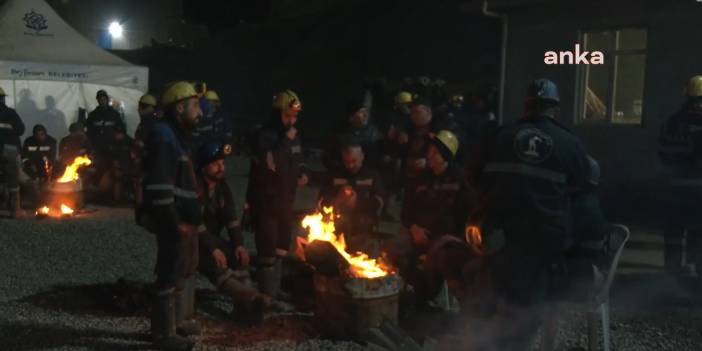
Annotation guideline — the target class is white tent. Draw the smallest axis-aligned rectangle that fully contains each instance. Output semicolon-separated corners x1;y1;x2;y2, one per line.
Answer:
0;0;148;140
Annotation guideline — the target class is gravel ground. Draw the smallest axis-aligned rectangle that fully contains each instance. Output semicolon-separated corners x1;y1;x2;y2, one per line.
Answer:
1;156;701;350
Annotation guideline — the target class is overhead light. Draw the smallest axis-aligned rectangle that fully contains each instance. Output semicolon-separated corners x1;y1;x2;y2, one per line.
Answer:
108;21;123;39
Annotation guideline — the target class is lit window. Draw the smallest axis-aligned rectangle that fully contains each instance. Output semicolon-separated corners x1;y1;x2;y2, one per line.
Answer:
578;28;647;125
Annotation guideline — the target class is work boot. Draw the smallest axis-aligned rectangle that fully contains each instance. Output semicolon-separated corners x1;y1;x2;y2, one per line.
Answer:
151;290;195;351
174;288;201;336
8;192;24;219
218;275;268;325
258;263;293;312
184;276;196;319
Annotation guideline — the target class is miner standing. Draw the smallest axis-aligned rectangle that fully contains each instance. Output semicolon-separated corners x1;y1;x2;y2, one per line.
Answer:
138;81;203;351
0;87;25;218
246;89;308;304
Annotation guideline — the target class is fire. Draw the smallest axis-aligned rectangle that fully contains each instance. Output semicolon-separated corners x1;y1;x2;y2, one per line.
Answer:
35;203;74;217
57;156;91;183
301;207;390;279
60;204;74;215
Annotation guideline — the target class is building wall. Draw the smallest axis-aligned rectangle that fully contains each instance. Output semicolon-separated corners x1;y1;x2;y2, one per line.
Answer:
500;0;702;223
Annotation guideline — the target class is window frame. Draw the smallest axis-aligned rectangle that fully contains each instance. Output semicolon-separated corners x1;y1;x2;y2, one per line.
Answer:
575;26;648;127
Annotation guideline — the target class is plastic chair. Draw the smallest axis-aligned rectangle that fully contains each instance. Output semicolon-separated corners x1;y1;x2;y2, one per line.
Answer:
540;224;630;351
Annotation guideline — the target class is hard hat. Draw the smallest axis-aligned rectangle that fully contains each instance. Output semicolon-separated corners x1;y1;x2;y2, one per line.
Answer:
272;89;302;111
451;94;464;104
197;142;226;169
204;90;220;102
686;75;702;97
395;91;413;105
527;78;560;103
96;90;108;99
434;130;459;159
161;81;198;107
139;94;157;107
0;87;5;96
586;155;600;185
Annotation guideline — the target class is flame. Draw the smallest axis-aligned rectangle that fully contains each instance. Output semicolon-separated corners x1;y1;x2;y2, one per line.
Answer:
301;207;389;279
36;206;50;215
60;204;74;215
57;156;91;183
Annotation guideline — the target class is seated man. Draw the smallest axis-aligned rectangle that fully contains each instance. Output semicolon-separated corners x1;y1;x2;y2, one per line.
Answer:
319;142;385;256
58;122;92;171
196;143;271;325
385;130;476;304
21;124;57;205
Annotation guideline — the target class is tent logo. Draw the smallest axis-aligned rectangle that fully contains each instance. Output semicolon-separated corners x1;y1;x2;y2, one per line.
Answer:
23;10;49;34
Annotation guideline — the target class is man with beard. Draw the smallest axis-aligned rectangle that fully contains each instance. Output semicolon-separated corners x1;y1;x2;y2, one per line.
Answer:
138;81;203;351
195;142;271;325
246;89;308;306
319;143;385;256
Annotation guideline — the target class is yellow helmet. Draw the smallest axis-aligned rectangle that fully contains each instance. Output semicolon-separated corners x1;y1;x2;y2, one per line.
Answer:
435;130;459;157
686;75;702;97
204;90;220;102
0;87;5;96
395;91;413;105
272;89;302;111
161;81;198;107
139;94;157;107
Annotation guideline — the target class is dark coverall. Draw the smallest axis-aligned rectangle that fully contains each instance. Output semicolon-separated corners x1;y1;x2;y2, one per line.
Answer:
21;134;57;180
134;113;159;207
474;113;589;348
198;176;246;282
138;119;202;290
86;106;125;182
389;164;476;302
59;134;91;165
319;165;385;255
0;104;25;212
658;103;702;272
246;123;305;260
106;134;136;201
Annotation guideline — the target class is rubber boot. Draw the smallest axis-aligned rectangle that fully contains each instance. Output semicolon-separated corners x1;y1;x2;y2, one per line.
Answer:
258;263;293;312
174;288;201;336
151;289;195;351
8;191;24;219
218;275;266;325
184;276;196;319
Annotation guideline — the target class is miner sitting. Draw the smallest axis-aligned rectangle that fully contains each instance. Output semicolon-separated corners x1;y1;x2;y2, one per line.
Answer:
319;141;386;256
384;130;476;306
58;122;92;176
21;124;57;205
195;142;271;325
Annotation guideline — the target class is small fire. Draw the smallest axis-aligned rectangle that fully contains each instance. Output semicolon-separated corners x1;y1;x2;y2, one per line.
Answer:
60;204;74;215
35;204;74;217
301;207;390;279
57;156;91;183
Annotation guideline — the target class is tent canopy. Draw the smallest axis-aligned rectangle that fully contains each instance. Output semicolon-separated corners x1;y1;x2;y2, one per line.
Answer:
0;0;148;138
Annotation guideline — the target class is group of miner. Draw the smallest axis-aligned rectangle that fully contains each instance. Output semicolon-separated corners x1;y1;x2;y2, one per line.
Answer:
2;75;702;350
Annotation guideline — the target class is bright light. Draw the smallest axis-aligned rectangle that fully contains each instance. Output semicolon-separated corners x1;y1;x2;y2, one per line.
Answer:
108;21;123;39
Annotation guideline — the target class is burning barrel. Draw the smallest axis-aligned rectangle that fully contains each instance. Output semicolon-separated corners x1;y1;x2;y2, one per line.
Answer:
313;272;402;339
47;179;83;210
36;156;91;218
300;207;403;339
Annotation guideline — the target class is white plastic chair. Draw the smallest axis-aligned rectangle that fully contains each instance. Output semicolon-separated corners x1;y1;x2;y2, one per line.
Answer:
540;224;631;351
